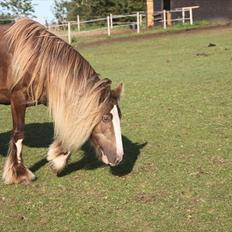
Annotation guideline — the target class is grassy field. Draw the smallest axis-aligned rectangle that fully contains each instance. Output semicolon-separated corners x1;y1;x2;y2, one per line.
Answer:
0;27;232;231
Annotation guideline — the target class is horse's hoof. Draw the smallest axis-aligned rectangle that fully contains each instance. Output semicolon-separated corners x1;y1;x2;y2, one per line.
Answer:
3;164;36;184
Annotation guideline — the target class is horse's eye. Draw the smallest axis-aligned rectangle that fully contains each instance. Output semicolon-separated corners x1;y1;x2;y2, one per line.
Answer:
102;113;112;123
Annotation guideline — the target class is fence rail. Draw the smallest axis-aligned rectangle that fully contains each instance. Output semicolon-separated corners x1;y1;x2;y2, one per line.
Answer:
0;18;15;24
48;12;141;43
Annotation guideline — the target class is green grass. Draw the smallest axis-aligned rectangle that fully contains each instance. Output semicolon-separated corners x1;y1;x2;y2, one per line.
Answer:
1;28;232;231
70;20;228;46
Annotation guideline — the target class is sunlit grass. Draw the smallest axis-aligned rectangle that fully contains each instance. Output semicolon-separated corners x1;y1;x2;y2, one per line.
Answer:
0;28;232;231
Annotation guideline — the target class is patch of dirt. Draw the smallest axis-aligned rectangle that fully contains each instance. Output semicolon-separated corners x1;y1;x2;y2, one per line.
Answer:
76;24;232;49
135;191;168;203
196;53;210;57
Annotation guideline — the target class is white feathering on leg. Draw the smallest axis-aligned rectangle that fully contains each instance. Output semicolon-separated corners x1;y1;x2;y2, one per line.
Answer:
47;141;70;173
15;139;23;163
49;152;70;173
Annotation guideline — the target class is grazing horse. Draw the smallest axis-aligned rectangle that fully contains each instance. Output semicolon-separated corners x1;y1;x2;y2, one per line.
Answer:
0;18;124;184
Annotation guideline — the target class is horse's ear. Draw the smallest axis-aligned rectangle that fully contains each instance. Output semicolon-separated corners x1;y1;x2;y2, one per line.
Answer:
112;83;124;101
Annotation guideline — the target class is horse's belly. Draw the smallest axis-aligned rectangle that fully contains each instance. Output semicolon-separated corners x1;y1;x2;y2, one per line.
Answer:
0;63;10;105
0;37;11;105
0;89;10;105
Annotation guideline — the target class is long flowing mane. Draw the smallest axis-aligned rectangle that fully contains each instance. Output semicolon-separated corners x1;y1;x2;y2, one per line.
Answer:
5;18;111;151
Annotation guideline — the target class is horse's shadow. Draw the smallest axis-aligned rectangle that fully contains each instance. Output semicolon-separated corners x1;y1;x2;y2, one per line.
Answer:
0;123;147;176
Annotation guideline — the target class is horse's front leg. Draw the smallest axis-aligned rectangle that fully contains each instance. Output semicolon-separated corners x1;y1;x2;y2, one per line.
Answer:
2;92;35;184
47;140;71;173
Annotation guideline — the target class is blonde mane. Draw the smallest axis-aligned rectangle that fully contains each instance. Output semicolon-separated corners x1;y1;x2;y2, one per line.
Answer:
6;18;111;151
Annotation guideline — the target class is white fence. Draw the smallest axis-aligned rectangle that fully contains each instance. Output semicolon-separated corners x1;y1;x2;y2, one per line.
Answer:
48;12;141;44
154;6;200;29
1;6;199;44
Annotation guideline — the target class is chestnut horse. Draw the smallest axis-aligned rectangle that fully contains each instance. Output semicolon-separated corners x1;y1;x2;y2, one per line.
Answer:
0;18;124;184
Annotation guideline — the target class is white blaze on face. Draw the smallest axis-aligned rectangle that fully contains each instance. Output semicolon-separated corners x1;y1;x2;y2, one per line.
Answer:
15;139;23;163
111;105;124;157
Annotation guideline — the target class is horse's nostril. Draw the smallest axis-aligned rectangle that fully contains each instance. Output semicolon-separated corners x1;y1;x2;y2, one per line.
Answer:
115;156;122;165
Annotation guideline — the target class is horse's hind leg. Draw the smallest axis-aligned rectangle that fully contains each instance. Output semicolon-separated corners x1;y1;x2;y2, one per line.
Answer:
2;93;35;184
47;140;71;173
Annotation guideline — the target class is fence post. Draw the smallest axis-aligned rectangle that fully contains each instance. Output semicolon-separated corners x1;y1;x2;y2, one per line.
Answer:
139;13;143;26
110;13;113;29
163;10;167;29
182;8;185;24
107;16;111;36
77;15;80;31
167;11;172;26
189;8;193;25
68;22;71;44
136;12;140;33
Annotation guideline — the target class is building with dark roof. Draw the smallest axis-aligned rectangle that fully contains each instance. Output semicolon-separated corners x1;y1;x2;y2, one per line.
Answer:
147;0;232;27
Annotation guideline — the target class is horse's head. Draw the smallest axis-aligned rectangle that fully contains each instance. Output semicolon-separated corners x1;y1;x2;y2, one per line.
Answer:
91;83;124;166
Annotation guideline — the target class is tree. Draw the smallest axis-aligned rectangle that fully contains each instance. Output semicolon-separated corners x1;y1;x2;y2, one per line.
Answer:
0;0;35;17
54;0;92;22
53;0;68;22
53;0;145;21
